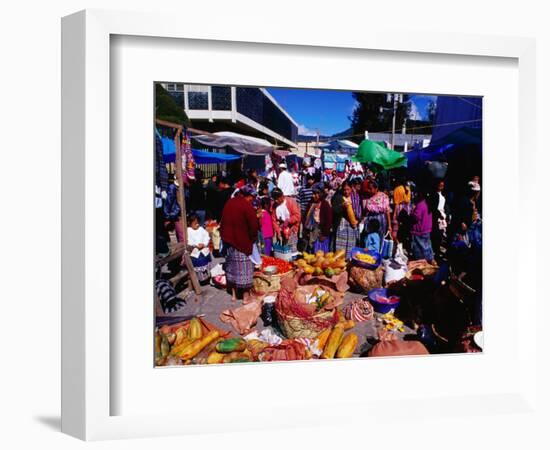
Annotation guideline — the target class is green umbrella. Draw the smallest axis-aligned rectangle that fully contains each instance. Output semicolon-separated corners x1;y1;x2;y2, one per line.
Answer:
351;139;407;170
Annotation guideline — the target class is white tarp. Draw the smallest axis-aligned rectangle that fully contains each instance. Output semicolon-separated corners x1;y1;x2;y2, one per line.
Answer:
192;131;274;156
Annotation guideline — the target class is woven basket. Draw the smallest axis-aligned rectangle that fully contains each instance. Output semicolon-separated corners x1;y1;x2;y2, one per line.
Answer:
252;270;294;295
275;285;341;339
277;309;337;339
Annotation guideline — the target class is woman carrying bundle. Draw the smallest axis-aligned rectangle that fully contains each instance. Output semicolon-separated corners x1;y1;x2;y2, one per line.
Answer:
332;180;361;259
303;184;333;253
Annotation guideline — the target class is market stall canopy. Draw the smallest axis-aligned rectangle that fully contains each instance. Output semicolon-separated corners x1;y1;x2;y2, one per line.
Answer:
351;139;407;169
192;131;274;156
315;139;359;152
159;135;241;164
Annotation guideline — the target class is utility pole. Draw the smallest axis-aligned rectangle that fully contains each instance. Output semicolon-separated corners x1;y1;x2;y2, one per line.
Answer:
391;95;397;150
382;93;407;150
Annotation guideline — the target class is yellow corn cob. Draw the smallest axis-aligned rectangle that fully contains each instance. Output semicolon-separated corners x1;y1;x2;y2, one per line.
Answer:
169;337;195;356
321;324;345;359
336;333;358;358
314;327;332;352
176;330;220;360
342;319;356;331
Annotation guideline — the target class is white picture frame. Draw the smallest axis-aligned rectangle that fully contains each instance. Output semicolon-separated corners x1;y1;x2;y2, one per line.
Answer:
61;9;540;441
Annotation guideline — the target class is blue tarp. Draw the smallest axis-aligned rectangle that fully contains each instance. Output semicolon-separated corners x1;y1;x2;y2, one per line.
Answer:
159;135;241;164
430;96;482;142
191;149;242;164
405;126;482;191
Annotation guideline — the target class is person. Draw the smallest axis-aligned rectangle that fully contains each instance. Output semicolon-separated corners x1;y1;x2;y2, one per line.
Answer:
271;187;301;253
211;176;232;221
429;179;449;262
257;180;270;201
391;175;413;248
449;181;481;243
298;174;315;218
187;214;212;285
276;163;296;196
205;173;218;220
362;179;392;243
410;190;435;263
220;184;260;301
247;169;259;189
365;219;381;253
259;196;274;256
350;177;363;220
188;174;206;225
332;181;360;259
304;184;333;253
163;174;184;242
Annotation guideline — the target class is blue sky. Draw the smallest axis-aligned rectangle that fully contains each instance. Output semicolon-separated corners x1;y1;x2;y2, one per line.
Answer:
267;87;436;137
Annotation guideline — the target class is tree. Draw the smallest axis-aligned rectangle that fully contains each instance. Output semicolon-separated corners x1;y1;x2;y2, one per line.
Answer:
155;83;190;126
427;100;437;124
349;92;412;137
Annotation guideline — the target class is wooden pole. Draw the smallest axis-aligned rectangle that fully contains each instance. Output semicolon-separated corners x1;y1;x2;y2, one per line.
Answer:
174;128;202;295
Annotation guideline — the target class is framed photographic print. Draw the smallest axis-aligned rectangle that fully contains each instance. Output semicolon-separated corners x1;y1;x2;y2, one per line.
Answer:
62;8;539;441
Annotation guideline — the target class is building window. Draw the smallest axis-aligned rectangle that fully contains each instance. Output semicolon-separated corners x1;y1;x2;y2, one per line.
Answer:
187;84;209;110
211;86;231;111
236;87;297;142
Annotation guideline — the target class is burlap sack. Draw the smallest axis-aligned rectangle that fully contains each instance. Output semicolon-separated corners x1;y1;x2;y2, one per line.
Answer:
349;265;384;293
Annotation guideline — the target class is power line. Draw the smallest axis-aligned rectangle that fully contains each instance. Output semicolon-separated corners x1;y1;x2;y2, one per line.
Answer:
456;96;483;109
315;118;482;143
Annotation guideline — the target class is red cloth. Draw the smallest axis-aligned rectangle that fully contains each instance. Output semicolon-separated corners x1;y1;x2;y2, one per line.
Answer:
271;197;301;235
220;196;259;255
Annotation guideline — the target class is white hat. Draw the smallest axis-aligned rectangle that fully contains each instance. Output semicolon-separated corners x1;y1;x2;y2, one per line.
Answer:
279;163;287;168
468;181;481;192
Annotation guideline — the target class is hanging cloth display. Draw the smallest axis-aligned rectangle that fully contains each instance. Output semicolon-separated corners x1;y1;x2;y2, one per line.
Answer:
182;128;196;182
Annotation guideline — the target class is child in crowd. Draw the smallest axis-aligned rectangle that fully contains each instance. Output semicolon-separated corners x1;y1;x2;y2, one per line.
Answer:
365;218;381;253
259;197;274;256
187;214;212;285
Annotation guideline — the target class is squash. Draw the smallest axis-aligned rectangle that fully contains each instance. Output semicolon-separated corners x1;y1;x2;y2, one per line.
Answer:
188;318;203;340
207;351;225;364
173;327;187;346
336;333;359;358
215;337;246;353
321;324;345;359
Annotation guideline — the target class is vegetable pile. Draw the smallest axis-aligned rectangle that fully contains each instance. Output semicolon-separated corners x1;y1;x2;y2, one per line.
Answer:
295;249;347;278
260;256;293;274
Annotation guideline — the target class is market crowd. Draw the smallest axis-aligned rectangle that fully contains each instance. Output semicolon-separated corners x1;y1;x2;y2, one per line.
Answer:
156;158;482;313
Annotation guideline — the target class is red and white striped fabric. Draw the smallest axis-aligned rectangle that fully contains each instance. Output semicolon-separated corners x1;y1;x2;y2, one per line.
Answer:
343;298;374;322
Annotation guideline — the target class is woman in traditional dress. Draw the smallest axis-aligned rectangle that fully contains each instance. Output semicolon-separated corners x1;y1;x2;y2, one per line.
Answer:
361;179;392;244
332;180;361;259
304;184;333;253
391;175;413;250
220;184;259;301
187;214;212;285
270;188;301;253
410;190;435;263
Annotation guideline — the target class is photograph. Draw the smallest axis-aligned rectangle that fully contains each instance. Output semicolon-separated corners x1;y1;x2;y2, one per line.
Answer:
153;82;483;367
